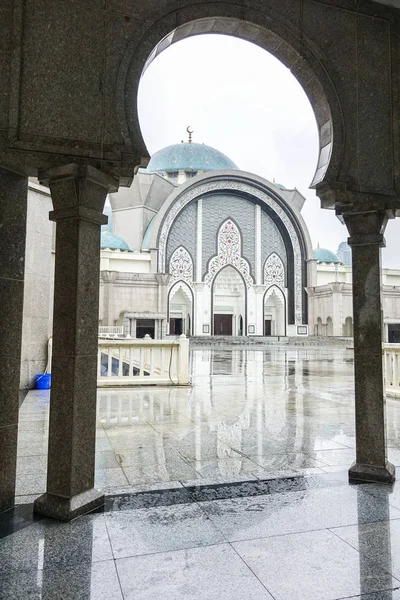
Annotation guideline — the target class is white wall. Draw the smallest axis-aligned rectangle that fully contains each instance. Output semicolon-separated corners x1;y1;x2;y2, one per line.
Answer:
20;183;54;388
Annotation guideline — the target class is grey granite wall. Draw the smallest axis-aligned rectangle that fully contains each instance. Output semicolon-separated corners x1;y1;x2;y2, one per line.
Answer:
20;183;54;389
202;194;256;274
261;209;287;271
166;201;197;272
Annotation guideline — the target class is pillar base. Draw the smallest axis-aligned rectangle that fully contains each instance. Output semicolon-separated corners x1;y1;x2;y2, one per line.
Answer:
348;460;396;484
33;488;104;521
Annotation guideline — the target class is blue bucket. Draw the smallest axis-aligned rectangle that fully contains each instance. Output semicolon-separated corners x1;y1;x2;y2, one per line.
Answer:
35;373;51;390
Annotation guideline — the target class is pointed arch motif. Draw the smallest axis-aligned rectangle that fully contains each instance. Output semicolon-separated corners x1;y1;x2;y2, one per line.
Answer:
169;246;193;286
204;219;253;288
169;280;193;304
264;253;285;288
264;285;286;306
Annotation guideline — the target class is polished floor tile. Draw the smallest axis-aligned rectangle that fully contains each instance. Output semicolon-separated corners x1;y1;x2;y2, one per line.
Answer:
116;544;273;599
0;514;112;575
0;559;123;600
232;529;399;600
331;519;400;580
105;502;224;559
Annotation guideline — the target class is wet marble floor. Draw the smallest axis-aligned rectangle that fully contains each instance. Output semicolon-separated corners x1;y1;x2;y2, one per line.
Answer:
15;346;400;501
5;345;400;598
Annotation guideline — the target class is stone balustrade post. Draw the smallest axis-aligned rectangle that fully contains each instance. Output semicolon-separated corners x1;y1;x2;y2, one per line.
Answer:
34;164;118;520
343;209;395;483
0;168;27;513
177;334;189;385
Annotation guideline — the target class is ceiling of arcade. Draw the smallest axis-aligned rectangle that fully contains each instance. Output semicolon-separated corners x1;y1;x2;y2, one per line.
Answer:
0;0;400;215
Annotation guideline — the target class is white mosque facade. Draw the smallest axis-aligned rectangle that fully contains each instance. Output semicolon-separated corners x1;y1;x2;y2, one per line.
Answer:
19;139;400;386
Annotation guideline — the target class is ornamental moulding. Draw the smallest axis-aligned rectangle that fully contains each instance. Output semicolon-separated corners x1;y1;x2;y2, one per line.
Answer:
204;219;253;288
169;246;193;287
159;180;303;324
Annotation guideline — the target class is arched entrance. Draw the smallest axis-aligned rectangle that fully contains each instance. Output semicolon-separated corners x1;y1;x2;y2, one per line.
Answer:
212;266;246;336
168;281;193;336
343;316;353;337
264;286;286;336
118;14;344;192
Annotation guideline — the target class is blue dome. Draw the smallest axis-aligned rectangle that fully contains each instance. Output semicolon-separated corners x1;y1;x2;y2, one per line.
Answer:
313;247;341;264
101;231;132;252
147;142;238;172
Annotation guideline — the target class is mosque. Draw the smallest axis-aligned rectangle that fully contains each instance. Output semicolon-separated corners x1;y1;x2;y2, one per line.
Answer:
20;132;400;387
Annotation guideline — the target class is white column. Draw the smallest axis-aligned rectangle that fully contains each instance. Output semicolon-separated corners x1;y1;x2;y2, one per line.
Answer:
196;199;203;283
255;204;262;285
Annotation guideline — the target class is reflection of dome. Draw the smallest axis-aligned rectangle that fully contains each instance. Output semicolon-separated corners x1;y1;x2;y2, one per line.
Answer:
147;142;238;172
313;247;341;264
100;231;132;252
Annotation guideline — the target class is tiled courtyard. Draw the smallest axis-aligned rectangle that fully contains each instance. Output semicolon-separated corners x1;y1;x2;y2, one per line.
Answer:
15;345;400;500
4;345;400;598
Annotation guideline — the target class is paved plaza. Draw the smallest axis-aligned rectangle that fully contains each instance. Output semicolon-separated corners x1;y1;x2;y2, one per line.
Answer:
4;345;400;598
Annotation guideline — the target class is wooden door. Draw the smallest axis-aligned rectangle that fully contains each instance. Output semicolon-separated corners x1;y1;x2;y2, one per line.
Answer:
264;320;272;336
214;314;233;335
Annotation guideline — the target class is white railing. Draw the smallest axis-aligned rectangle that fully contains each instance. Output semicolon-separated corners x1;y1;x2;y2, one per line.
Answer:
97;334;190;387
384;344;400;396
98;326;125;337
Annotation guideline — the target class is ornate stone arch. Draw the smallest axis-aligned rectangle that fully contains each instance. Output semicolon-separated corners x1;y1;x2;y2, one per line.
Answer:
204;219;254;288
264;285;286;306
117;12;344;190
157;178;305;323
167;280;194;335
169;246;193;286
264;252;285;288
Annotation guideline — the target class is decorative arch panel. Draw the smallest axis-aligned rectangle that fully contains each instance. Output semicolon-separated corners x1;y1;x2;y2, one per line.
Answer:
169;246;193;286
264;253;285;288
204;219;254;288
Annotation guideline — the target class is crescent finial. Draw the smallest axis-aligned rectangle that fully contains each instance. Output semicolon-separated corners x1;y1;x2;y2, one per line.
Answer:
186;126;194;143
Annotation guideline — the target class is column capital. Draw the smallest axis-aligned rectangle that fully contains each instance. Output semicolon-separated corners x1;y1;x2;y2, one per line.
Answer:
49;205;107;225
155;273;172;286
39;163;119;219
101;270;118;283
342;208;388;247
316;183;399;215
39;163;119;192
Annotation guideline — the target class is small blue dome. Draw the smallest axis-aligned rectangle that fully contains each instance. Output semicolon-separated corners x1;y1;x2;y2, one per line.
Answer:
147;142;238;173
313;247;341;264
101;231;132;252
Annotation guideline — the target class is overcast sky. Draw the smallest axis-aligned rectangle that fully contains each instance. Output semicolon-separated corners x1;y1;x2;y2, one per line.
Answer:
138;34;400;267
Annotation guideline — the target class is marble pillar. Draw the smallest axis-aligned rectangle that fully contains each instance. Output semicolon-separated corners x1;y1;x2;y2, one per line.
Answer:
0;168;27;513
34;164;118;520
344;210;395;483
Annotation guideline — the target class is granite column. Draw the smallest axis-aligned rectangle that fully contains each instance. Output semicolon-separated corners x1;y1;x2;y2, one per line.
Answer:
0;168;27;512
34;164;118;520
344;210;395;483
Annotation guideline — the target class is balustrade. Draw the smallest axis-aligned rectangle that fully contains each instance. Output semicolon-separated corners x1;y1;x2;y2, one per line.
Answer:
97;335;189;387
384;344;400;396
